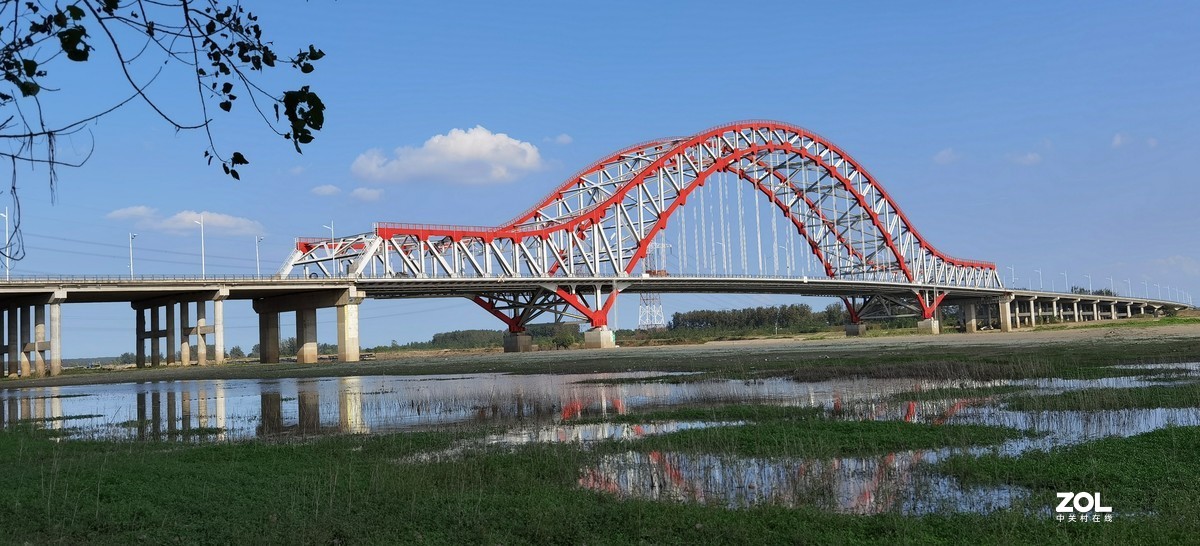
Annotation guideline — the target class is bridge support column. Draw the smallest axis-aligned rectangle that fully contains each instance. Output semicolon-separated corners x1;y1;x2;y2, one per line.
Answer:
1030;299;1038;327
179;302;191;366
961;302;979;333
336;303;360;362
917;319;940;335
845;323;868;336
1110;303;1119;320
213;299;225;364
503;332;533;352
166;303;176;365
4;306;14;377
258;312;280;363
1092;302;1099;322
1072;301;1080;322
296;308;318;364
135;307;147;368
33;305;46;376
999;297;1014;332
584;327;617;349
18;306;30;376
196;301;208;366
150;307;162;367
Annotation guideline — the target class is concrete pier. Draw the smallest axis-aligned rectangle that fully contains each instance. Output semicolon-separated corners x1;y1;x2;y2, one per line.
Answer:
584;327;617;349
252;287;363;363
503;332;533;352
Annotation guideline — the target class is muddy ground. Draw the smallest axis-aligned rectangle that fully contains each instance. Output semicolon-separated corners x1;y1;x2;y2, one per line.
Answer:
4;320;1200;390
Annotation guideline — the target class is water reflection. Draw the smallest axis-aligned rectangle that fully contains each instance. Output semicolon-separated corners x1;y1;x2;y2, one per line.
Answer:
579;450;1025;515
2;364;1198;443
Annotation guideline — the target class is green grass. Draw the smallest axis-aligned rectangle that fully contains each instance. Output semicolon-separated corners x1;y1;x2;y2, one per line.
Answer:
3;422;1195;544
580;404;1029;459
1004;383;1200;411
938;426;1200;522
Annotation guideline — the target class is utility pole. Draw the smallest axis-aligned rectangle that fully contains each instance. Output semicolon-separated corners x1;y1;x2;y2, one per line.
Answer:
255;236;264;276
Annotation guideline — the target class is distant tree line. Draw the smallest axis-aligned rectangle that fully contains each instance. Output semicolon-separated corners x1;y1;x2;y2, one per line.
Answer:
1070;286;1118;297
668;303;845;333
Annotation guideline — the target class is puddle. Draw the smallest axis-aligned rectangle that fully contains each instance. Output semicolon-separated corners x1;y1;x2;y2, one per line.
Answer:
579;450;1025;515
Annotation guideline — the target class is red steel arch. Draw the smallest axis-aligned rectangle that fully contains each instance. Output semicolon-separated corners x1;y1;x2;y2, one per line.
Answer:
284;120;1001;330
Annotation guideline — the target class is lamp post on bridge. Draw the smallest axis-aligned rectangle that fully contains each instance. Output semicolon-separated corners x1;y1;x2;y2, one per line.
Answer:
255;235;264;276
1083;274;1092;293
1062;271;1068;294
1125;279;1132;297
1107;276;1114;295
1154;283;1161;299
1007;266;1017;287
128;233;137;278
194;214;206;279
1144;280;1150;298
1;206;8;281
323;221;335;242
1034;268;1043;290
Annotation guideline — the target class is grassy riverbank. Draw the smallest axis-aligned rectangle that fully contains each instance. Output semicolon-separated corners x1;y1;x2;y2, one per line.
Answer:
2;407;1196;544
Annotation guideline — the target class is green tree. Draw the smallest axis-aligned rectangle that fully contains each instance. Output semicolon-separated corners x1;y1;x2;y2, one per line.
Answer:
823;303;846;326
0;1;325;261
228;345;245;358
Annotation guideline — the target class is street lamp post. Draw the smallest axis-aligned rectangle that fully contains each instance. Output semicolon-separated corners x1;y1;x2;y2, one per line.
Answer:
1107;276;1114;295
1144;280;1150;298
1084;274;1092;293
1034;268;1043;290
1154;283;1161;299
1;206;8;281
1061;271;1068;293
322;221;335;242
194;214;206;279
1007;266;1017;287
128;233;137;278
1125;279;1132;297
255;236;264;276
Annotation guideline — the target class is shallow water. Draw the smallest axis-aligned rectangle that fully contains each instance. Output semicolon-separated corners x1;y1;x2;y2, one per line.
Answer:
1;363;1196;442
3;362;1197;515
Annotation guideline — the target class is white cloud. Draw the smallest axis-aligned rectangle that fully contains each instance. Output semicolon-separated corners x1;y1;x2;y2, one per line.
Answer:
1155;255;1200;277
932;148;958;165
350;126;543;184
106;205;157;220
311;184;341;196
553;133;573;145
350;187;384;202
1011;152;1042;166
107;207;263;236
1111;133;1128;148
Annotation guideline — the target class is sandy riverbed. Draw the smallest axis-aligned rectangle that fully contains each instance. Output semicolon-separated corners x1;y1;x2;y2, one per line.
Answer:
4;320;1199;390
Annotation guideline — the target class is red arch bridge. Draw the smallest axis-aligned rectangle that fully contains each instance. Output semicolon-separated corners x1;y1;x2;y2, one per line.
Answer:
0;121;1190;377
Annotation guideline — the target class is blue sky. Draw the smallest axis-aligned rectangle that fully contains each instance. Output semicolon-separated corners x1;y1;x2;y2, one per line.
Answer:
6;1;1198;357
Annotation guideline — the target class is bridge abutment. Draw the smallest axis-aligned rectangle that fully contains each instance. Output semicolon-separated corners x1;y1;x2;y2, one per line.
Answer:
845;323;868;336
917;319;940;335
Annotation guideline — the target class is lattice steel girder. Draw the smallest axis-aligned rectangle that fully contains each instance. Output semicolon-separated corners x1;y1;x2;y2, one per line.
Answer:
281;121;1002;302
